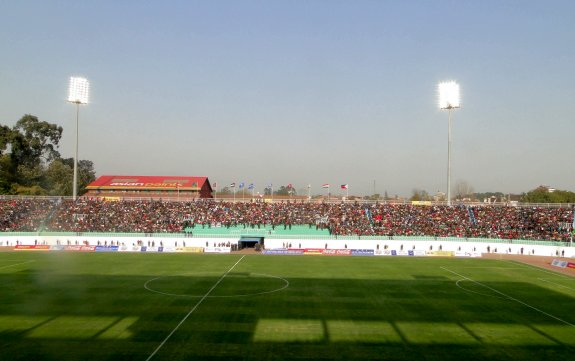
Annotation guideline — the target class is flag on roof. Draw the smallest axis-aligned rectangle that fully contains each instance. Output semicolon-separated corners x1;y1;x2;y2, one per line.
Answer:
230;182;236;188
239;182;245;189
248;183;254;190
322;184;330;188
341;184;348;189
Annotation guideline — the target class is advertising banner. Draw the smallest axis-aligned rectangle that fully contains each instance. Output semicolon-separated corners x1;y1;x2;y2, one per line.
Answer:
455;251;482;258
351;249;374;256
118;244;130;252
14;245;50;251
176;247;204;253
375;249;394;256
262;249;304;255
552;259;568;268
64;245;96;252
383;250;427;256
118;245;143;252
321;249;352;256
95;246;119;252
303;248;324;255
145;246;163;252
204;247;231;253
426;251;455;257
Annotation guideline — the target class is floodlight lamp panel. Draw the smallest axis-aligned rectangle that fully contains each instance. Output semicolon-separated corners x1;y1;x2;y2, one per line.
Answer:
438;81;460;109
68;77;90;104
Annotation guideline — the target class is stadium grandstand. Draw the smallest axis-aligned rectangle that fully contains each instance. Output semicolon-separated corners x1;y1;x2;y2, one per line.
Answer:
84;175;213;199
1;198;573;243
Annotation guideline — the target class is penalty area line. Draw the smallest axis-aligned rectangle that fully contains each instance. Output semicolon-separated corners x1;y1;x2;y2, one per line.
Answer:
145;255;246;361
441;266;575;329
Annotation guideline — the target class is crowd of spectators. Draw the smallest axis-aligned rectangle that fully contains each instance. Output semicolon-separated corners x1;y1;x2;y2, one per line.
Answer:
0;199;58;231
1;198;573;242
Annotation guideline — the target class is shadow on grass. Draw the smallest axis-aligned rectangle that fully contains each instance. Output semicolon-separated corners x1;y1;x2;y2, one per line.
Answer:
0;261;574;360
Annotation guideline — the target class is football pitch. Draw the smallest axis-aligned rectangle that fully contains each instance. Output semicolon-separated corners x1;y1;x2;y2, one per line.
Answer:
0;252;574;360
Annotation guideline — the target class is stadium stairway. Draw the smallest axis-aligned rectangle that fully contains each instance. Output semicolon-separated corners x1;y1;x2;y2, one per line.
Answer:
365;207;374;225
467;206;477;226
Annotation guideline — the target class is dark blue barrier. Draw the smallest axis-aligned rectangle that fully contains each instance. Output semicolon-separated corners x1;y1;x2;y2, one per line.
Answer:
95;246;119;252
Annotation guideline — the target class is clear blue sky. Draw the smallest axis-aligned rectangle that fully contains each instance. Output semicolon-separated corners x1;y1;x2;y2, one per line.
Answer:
1;0;574;197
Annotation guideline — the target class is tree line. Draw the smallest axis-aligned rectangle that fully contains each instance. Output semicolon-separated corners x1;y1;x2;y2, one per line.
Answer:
407;183;575;203
0;115;95;196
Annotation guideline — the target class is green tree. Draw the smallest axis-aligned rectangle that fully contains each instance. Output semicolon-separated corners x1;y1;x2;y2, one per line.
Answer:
473;192;506;202
45;159;73;196
520;187;575;203
454;180;474;200
13;114;62;166
77;160;96;195
44;158;96;196
363;194;381;201
218;186;232;195
274;186;296;196
0;115;96;196
0;125;13;155
410;189;431;202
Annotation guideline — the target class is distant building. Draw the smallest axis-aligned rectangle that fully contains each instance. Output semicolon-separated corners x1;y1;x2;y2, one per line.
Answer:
85;175;213;199
535;185;556;193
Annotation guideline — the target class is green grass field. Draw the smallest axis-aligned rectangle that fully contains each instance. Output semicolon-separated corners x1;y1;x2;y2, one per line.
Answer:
0;252;574;361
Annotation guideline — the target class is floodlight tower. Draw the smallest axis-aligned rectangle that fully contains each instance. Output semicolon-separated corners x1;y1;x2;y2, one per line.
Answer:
438;81;460;206
67;77;90;200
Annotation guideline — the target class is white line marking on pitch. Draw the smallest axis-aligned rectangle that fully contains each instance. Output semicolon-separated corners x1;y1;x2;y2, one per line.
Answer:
502;260;574;279
441;266;575;329
538;278;575;291
454;279;507;300
0;260;35;270
145;255;246;361
144;272;289;298
462;267;525;270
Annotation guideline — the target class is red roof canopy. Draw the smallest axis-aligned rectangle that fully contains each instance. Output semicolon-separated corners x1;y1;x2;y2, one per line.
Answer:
86;175;211;191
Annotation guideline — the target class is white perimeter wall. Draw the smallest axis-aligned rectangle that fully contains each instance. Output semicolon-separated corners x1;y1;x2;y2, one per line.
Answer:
1;235;573;258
